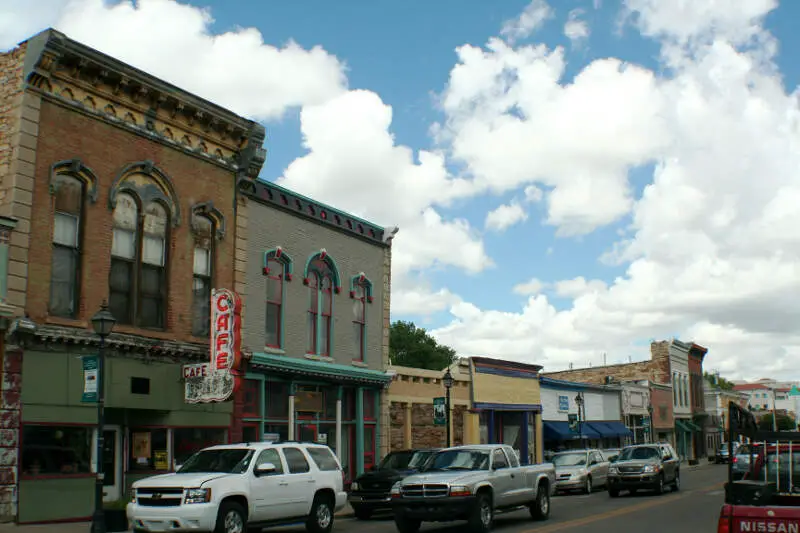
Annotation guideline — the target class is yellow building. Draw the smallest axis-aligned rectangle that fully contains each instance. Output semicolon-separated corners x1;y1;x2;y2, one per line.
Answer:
467;357;544;464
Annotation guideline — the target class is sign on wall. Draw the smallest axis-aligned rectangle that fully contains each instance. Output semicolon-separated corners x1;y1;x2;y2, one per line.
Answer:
433;397;446;425
558;395;569;412
184;289;243;403
81;355;99;403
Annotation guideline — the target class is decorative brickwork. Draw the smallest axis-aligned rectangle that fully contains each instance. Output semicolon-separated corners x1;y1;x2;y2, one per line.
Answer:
0;348;21;522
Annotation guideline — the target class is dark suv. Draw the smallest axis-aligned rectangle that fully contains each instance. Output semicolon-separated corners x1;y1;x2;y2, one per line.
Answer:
607;443;680;497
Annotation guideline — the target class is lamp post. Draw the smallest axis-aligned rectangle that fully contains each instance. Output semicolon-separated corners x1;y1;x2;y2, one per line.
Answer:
90;301;116;533
647;404;654;443
443;368;454;447
574;393;584;440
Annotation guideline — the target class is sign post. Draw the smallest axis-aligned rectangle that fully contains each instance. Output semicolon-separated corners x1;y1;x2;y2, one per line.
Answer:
433;397;446;426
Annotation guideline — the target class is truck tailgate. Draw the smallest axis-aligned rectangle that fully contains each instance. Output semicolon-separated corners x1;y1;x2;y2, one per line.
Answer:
721;504;800;532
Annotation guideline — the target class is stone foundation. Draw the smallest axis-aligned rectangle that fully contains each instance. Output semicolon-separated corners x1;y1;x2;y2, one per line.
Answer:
0;347;21;522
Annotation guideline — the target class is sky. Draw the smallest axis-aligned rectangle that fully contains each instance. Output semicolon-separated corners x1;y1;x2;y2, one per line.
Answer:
3;0;800;381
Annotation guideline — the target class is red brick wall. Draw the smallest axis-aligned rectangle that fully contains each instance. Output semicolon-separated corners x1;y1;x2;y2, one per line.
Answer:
650;386;674;430
28;100;236;343
543;360;654;384
389;402;465;451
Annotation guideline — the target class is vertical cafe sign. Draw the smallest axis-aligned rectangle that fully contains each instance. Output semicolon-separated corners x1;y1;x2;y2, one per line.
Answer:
184;288;243;403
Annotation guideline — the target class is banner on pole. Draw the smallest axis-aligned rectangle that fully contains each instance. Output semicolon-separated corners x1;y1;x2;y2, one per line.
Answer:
433;397;446;425
81;355;99;403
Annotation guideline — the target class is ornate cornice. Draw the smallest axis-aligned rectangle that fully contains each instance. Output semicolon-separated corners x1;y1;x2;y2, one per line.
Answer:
22;29;266;179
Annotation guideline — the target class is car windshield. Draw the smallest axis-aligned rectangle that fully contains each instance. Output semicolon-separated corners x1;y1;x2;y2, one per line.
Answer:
552;453;587;467
720;443;729;452
618;447;660;461
379;451;433;470
177;448;254;474
423;450;490;471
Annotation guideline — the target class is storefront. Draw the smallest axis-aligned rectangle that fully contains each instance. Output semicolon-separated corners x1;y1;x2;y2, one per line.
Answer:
675;417;702;461
240;352;392;481
13;338;231;524
468;357;544;464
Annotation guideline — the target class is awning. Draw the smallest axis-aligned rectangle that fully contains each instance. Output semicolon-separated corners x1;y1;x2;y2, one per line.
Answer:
588;421;633;438
542;420;602;441
249;352;393;386
675;419;702;433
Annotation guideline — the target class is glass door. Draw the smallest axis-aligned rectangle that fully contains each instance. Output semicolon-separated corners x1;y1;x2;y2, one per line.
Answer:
92;426;122;502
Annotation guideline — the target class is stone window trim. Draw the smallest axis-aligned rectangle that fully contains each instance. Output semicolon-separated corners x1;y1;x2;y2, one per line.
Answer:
48;160;98;319
108;160;181;228
109;184;172;330
191;207;218;338
263;247;294;350
350;273;373;364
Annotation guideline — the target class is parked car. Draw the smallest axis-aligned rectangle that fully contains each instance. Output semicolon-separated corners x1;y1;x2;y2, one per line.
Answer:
732;442;763;479
390;444;555;533
603;448;621;463
715;442;738;463
348;448;438;519
606;443;681;497
127;442;347;533
552;449;610;493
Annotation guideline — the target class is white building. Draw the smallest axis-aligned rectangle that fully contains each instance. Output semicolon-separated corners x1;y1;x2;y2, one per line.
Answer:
620;380;652;444
704;382;749;454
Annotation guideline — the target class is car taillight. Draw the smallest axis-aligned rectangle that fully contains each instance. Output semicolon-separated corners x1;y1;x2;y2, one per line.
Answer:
732;457;738;463
718;506;731;533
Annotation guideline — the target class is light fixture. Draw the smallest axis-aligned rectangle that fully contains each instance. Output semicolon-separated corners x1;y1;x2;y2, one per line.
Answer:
91;300;116;338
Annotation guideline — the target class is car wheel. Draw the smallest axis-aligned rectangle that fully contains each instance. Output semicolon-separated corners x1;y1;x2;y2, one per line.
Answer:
353;507;373;520
608;488;620;498
214;501;247;533
673;471;681;492
529;484;550;521
305;493;334;533
394;514;421;533
584;476;593;494
468;492;493;533
654;474;665;495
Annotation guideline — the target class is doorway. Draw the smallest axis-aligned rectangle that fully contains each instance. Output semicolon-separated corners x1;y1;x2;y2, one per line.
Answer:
297;424;318;443
92;425;122;502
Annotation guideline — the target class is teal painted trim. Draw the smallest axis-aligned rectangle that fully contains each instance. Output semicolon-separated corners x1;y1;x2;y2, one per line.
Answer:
356;387;365;476
289;381;297;395
348;274;374;300
374;389;381;458
337;385;343;401
0;243;8;300
263;248;294;276
302;251;342;289
250;352;392;384
245;372;267;381
245;418;375;426
265;180;385;234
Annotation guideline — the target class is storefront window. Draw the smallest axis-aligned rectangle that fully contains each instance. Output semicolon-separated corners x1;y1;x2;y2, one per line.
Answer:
343;388;355;419
323;387;337;420
243;380;261;418
243;424;259;444
265;381;289;419
173;428;228;466
128;428;168;471
21;425;92;476
479;412;489;444
264;424;289;443
364;426;376;471
364;389;376;420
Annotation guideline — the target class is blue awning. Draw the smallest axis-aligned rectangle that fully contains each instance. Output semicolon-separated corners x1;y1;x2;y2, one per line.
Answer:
588;422;632;438
542;420;602;441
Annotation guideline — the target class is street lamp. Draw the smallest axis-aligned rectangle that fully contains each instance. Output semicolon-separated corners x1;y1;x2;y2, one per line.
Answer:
443;368;454;447
574;393;584;440
647;404;654;443
90;301;116;533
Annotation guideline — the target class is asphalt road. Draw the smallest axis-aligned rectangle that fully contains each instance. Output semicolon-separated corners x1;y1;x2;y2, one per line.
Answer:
273;463;727;533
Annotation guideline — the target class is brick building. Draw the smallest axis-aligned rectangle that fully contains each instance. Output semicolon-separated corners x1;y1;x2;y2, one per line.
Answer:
544;339;708;461
0;29;265;523
231;178;396;482
387;362;471;453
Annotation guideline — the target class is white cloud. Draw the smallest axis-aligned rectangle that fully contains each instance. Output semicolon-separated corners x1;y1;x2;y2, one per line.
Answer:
500;0;553;42
564;9;590;46
3;0;346;120
513;278;546;296
277;90;491;278
391;279;462;316
524;185;543;202
485;200;528;231
429;0;800;380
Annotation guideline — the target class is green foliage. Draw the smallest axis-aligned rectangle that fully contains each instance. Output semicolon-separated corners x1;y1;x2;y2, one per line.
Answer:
704;371;735;391
757;412;796;431
389;321;456;371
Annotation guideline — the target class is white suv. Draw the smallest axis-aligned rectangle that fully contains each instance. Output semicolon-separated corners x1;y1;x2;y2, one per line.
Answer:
127;442;347;533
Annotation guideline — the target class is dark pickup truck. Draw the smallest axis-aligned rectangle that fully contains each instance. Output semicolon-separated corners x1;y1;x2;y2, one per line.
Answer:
718;403;800;533
348;448;438;519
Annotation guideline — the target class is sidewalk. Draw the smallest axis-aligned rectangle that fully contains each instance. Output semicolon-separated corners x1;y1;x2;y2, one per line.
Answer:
0;504;355;533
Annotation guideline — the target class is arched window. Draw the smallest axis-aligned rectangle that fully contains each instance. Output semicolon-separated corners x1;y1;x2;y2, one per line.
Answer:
192;215;213;337
350;274;374;363
109;193;170;328
304;253;339;356
263;248;293;349
50;174;84;317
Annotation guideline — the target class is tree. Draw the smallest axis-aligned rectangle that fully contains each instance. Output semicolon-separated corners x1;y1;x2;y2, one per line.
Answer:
757;412;796;431
389;321;456;371
704;371;735;391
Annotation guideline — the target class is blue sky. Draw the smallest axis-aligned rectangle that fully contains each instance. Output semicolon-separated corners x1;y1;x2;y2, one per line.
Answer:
8;0;800;379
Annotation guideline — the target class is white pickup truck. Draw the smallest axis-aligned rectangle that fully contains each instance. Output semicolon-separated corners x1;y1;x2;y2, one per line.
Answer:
126;442;347;533
390;444;556;533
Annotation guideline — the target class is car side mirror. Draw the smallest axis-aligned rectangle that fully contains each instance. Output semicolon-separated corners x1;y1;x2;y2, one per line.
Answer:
254;462;277;476
589;460;597;466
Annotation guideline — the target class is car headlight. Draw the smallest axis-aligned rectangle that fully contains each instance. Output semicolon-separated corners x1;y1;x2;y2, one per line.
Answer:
184;488;211;504
643;465;659;473
608;467;618;474
350;481;360;491
390;482;402;498
449;485;471;497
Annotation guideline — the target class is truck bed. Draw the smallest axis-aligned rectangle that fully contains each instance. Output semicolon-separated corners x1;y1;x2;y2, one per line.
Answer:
719;503;800;532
